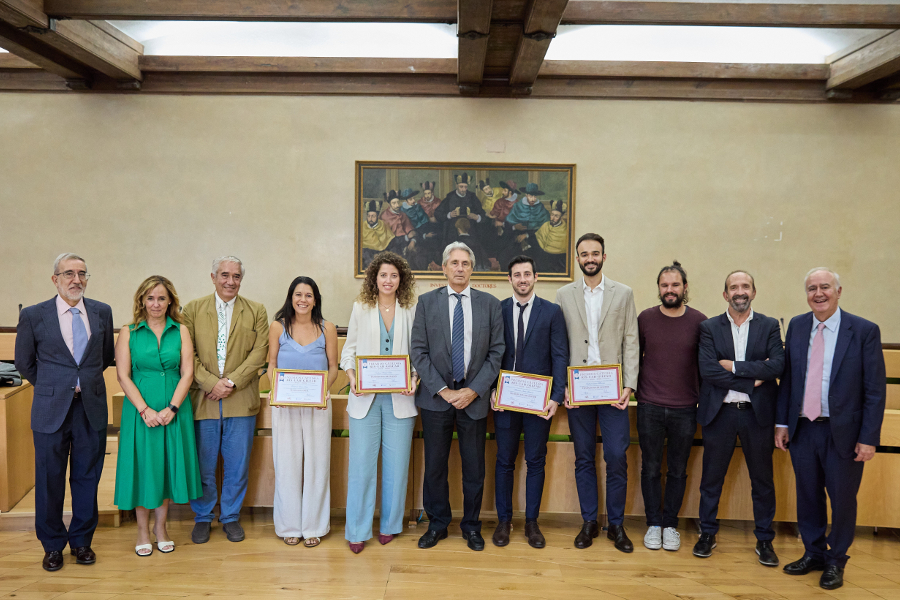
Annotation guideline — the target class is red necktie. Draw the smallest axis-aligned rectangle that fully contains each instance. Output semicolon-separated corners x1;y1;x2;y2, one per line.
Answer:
803;323;826;420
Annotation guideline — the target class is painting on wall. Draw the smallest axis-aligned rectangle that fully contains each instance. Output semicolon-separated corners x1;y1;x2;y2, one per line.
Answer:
355;162;576;280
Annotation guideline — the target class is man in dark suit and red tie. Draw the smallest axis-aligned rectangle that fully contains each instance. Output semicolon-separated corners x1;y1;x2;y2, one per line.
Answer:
776;268;886;590
15;253;115;572
490;255;568;549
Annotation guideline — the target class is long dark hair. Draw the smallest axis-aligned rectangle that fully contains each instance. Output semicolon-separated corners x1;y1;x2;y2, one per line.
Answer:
274;276;324;335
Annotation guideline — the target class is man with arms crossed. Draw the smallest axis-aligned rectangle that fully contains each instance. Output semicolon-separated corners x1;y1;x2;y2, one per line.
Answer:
776;268;885;590
411;242;504;551
694;271;783;565
556;233;639;553
637;261;706;551
183;256;269;544
15;253;114;571
491;255;568;548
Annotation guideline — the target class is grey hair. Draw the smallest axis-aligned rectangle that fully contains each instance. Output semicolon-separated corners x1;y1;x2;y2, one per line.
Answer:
211;255;245;276
804;267;841;289
442;242;476;266
54;253;86;274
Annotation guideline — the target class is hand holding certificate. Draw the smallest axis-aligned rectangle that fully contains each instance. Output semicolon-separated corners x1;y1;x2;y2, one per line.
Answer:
270;369;328;408
355;355;412;394
567;365;623;406
493;370;552;415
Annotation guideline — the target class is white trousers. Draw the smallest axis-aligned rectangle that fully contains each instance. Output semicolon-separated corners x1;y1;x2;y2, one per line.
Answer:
272;404;332;538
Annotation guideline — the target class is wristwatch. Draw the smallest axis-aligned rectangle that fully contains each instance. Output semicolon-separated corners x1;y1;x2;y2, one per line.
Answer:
167;403;179;414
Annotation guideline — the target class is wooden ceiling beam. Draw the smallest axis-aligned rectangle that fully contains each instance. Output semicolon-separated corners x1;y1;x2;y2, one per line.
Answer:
0;19;93;79
828;29;900;89
141;56;457;74
509;0;568;88
560;2;900;28
541;60;829;80
457;0;492;91
0;0;46;28
0;52;37;68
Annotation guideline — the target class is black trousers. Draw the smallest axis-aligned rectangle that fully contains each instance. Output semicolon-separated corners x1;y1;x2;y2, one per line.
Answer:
420;405;487;534
33;394;106;552
698;403;775;541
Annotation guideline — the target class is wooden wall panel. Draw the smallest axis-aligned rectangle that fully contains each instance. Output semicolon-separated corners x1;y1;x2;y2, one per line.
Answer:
0;383;35;512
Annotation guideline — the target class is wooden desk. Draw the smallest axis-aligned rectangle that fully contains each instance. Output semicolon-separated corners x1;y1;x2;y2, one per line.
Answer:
0;383;35;512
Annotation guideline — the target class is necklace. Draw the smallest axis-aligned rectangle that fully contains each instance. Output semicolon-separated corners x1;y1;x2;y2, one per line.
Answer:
378;301;393;312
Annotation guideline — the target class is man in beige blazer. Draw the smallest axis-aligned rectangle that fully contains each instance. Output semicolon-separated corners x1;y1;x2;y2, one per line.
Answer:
183;256;268;544
556;233;639;553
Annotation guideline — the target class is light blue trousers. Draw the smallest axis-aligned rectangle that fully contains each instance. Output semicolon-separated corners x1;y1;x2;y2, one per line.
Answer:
345;395;415;543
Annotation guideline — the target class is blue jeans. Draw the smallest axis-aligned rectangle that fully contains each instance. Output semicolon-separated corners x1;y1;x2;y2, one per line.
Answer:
345;395;415;543
190;401;256;524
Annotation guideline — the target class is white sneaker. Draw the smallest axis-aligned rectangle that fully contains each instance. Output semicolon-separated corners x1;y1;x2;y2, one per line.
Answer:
644;526;662;550
663;527;681;551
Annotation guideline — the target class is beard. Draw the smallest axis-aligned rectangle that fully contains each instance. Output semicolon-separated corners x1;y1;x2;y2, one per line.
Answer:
728;294;751;313
659;291;684;309
578;259;603;277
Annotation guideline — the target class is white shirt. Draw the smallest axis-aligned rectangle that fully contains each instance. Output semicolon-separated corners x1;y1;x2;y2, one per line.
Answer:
724;309;754;403
511;293;535;370
447;285;473;378
583;276;605;365
215;292;235;377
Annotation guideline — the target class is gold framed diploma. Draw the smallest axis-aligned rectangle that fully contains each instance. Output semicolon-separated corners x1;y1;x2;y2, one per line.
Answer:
270;369;328;407
567;364;622;405
494;370;552;415
355;355;411;394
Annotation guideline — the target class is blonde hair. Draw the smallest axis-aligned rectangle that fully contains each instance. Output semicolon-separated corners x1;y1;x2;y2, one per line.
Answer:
131;275;182;325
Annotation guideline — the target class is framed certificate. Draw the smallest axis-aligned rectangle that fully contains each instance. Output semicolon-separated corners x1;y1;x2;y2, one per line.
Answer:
567;365;622;405
355;355;411;394
270;369;328;408
494;370;552;415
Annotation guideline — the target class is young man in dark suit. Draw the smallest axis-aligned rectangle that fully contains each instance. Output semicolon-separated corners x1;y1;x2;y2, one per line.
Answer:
491;255;568;549
694;270;784;565
15;253;115;572
776;268;885;590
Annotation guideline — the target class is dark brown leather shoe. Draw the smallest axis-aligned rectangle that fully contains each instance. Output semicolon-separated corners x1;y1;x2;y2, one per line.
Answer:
524;521;546;549
574;520;599;549
70;546;96;565
492;521;512;547
607;524;634;553
43;550;63;571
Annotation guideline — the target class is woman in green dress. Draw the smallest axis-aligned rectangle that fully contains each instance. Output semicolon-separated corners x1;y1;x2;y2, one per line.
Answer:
114;275;201;556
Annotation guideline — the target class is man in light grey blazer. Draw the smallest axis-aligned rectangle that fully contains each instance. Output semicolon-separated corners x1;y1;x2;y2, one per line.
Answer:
411;242;504;551
556;233;640;553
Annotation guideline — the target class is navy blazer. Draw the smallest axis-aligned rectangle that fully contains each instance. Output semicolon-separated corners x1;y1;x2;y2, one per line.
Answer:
777;310;885;459
14;297;115;433
697;311;784;428
498;296;569;405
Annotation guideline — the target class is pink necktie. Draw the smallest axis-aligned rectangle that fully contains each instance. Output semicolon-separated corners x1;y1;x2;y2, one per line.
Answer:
803;323;826;420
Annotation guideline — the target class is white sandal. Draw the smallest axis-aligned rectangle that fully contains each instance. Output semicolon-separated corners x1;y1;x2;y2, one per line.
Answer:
135;543;153;557
157;540;175;553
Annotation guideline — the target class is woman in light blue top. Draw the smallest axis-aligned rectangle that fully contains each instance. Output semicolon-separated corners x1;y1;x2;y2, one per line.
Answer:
340;252;418;553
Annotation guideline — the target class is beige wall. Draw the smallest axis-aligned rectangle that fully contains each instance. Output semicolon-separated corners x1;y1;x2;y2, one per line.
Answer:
1;94;898;340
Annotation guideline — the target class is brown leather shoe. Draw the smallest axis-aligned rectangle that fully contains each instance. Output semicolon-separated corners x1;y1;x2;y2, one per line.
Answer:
524;521;546;549
43;550;63;571
574;520;599;549
70;546;96;564
492;521;512;547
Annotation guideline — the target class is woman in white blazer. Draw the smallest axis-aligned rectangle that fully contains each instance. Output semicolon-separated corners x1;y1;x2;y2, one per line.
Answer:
340;251;418;553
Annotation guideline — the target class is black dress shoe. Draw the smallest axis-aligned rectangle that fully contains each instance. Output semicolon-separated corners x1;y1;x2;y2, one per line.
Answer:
462;530;485;551
692;533;716;558
756;540;779;566
70;546;96;565
524;521;546;549
417;528;448;549
574;520;599;549
192;522;211;544
492;521;511;547
607;524;634;553
42;550;63;572
783;555;827;575
820;565;844;590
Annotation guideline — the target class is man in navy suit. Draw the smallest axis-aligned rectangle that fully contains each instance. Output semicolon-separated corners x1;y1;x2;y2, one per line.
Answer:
776;268;885;590
694;270;784;566
490;255;568;549
15;253;114;572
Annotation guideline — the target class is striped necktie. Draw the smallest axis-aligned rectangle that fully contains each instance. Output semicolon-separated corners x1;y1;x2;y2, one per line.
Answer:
451;293;465;383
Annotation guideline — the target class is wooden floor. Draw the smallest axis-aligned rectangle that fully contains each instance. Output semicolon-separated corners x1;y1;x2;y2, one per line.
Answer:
0;514;898;600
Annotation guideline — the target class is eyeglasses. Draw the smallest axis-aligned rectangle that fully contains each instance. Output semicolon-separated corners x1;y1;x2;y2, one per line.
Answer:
55;271;90;281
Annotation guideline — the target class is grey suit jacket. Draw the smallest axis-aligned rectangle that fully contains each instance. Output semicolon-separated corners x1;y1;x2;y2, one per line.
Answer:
15;297;115;433
410;286;504;420
555;276;640;390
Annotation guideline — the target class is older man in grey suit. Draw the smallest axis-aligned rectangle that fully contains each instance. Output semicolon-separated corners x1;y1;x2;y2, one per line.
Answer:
411;242;504;551
556;233;640;553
